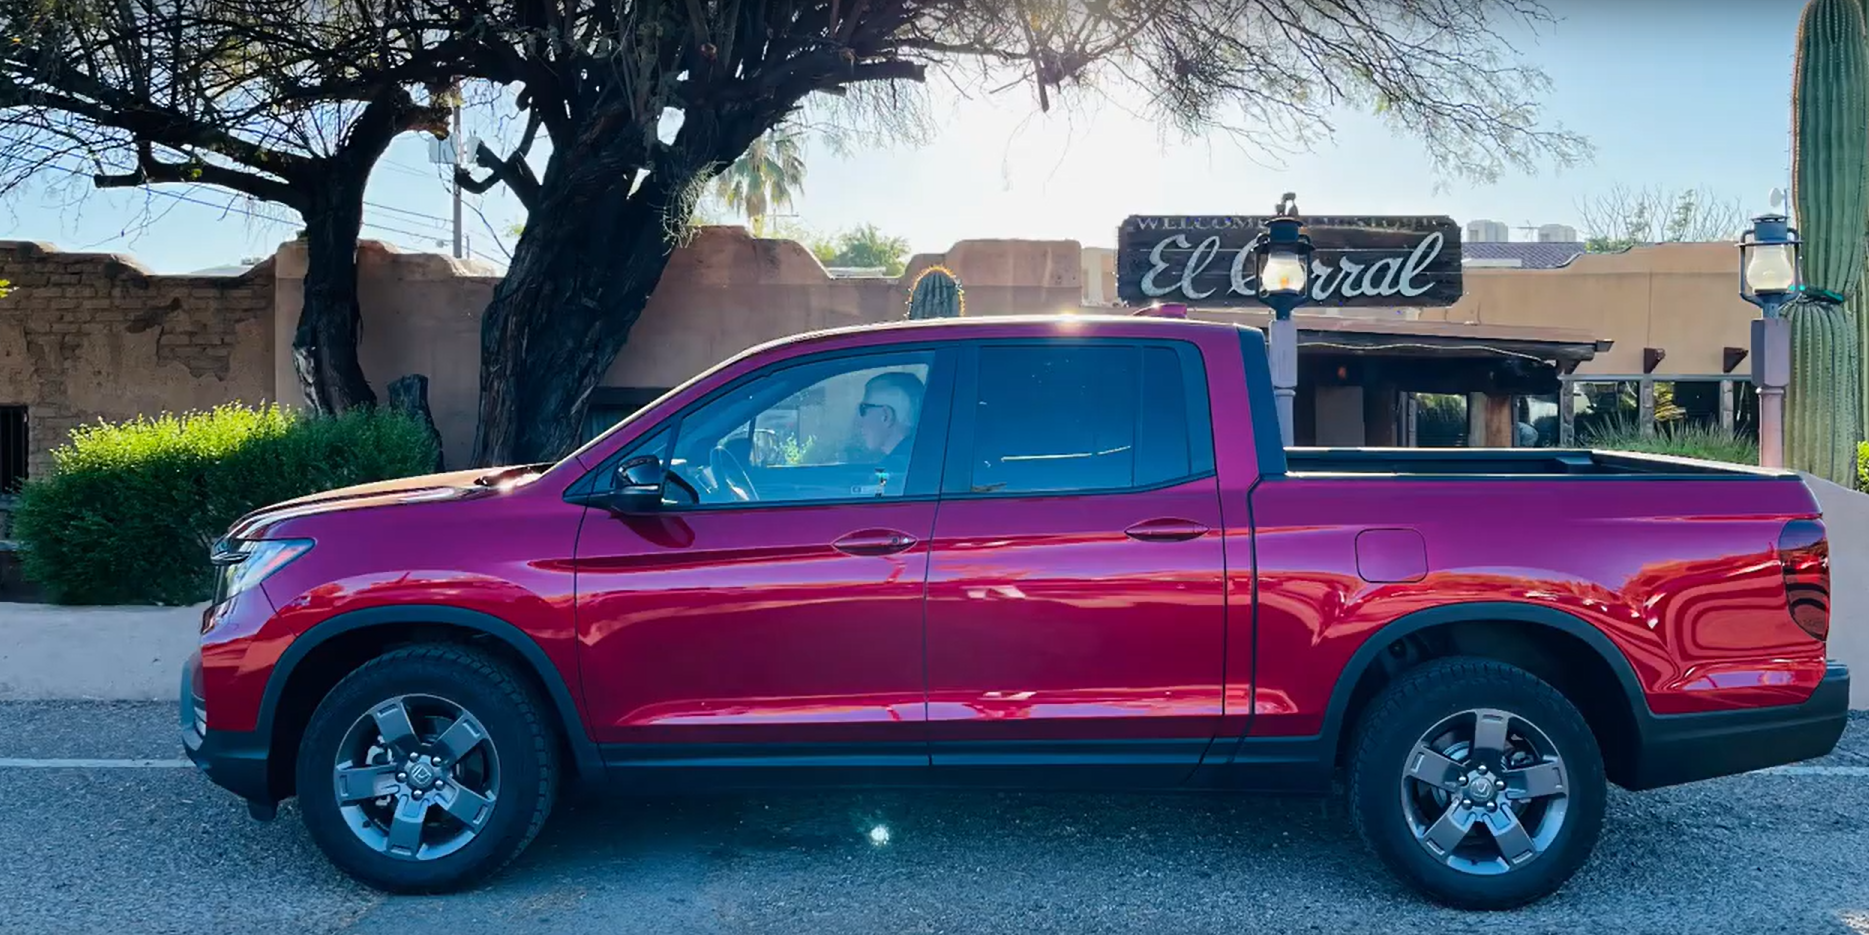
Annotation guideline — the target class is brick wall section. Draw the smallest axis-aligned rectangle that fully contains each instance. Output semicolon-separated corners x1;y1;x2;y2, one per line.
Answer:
0;242;275;481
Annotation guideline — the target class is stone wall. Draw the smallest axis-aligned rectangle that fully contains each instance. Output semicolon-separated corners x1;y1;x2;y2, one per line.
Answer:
0;242;275;480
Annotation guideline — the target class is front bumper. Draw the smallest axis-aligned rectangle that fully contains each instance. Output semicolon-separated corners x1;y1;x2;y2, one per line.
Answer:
180;651;274;804
1625;660;1851;790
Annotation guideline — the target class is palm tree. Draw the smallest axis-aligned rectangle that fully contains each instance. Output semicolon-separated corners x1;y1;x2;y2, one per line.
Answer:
712;132;806;237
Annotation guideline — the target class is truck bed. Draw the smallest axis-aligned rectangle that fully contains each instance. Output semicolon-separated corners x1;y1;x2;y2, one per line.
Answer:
1282;447;1796;478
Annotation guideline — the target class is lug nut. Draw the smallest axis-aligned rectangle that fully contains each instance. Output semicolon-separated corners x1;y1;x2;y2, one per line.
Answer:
1458;774;1469;784
412;789;424;799
409;752;421;763
430;755;443;767
1486;802;1497;811
396;772;407;782
1477;764;1488;773
432;780;444;790
1462;799;1472;807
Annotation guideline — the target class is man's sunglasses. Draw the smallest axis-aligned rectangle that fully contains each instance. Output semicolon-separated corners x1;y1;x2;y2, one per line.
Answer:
857;402;895;418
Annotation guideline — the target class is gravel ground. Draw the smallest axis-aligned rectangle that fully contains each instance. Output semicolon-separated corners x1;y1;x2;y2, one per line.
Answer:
0;704;1864;935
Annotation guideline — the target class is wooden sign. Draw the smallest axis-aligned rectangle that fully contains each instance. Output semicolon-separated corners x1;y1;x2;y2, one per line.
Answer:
1116;215;1464;308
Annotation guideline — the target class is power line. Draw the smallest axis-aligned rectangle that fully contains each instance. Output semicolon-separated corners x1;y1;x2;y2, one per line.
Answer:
364;199;452;229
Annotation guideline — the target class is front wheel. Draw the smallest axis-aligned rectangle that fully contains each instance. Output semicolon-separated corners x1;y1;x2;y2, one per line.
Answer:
1348;657;1606;910
296;644;559;893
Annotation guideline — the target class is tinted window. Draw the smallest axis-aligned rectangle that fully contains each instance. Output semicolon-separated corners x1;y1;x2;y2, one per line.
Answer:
969;343;1200;495
1136;347;1193;486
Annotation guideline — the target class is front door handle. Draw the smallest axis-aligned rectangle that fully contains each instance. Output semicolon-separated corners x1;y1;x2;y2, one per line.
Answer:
1124;518;1210;543
833;529;918;556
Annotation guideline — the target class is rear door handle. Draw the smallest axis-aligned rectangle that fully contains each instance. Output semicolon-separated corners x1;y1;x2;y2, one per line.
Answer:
833;529;918;556
1124;518;1210;543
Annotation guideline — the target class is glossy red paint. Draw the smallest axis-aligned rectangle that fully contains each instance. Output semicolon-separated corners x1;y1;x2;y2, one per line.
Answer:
573;501;935;745
922;479;1227;751
1246;477;1828;736
189;314;1836;784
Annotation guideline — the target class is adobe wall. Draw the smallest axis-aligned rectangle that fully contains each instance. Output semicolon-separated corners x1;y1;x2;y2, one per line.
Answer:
0;242;274;479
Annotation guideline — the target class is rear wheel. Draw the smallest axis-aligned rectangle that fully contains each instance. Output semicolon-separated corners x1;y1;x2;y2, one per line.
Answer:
1348;657;1605;909
296;644;558;893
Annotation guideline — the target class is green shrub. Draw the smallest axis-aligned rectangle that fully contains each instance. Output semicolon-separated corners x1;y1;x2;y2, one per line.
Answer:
1580;418;1760;466
1858;441;1869;490
13;404;438;605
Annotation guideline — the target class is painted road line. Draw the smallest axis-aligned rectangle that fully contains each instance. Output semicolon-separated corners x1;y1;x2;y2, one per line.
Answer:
1750;765;1869;777
0;758;192;768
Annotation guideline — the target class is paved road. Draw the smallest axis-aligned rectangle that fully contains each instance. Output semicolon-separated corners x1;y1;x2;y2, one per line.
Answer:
2;703;1866;935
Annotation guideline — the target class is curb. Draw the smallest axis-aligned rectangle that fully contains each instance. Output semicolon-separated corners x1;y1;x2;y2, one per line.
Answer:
0;603;201;702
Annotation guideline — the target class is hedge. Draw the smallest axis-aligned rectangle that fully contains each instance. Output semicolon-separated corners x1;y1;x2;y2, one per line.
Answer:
14;404;438;605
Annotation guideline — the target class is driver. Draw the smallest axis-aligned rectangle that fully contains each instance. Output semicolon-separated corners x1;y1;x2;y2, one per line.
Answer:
856;371;924;486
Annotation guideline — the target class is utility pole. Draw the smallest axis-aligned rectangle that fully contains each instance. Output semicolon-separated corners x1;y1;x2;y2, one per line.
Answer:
451;104;464;260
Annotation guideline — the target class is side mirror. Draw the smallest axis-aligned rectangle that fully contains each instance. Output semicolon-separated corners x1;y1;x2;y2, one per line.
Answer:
607;455;667;514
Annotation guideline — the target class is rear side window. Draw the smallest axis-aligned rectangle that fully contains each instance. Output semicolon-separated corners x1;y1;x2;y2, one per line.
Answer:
967;343;1207;495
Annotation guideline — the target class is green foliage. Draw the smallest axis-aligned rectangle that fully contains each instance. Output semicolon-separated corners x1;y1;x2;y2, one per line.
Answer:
1412;393;1468;447
777;434;824;466
712;132;807;237
907;266;965;319
1786;0;1869;482
13;404;439;605
1858;441;1869;491
814;224;911;276
1581;419;1760;466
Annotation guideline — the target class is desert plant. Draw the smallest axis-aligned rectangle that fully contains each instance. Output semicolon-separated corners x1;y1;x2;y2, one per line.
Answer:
907;266;965;320
1786;0;1868;484
1582;418;1760;466
13;404;438;605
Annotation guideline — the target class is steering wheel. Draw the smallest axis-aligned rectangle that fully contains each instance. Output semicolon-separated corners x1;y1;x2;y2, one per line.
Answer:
709;444;759;502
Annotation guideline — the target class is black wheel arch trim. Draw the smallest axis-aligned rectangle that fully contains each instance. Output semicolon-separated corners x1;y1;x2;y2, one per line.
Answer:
257;604;604;787
1243;601;1653;765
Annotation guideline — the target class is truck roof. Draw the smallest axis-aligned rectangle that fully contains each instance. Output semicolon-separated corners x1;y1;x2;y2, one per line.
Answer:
778;313;1248;349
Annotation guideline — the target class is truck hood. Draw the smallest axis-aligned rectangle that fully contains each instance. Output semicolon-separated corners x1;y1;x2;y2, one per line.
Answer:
226;464;544;540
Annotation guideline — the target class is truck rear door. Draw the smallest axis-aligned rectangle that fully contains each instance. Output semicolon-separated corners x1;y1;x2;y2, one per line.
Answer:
923;338;1226;778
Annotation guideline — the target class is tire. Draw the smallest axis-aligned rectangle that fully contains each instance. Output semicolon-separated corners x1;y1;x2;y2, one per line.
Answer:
295;644;559;893
1347;657;1606;910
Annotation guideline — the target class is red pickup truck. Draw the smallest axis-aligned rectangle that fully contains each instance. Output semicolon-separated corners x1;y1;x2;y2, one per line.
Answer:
183;314;1848;908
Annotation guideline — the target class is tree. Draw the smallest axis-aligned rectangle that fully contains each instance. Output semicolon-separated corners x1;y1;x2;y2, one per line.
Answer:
713;131;806;236
459;0;1589;465
0;0;468;412
814;224;911;276
1578;185;1744;253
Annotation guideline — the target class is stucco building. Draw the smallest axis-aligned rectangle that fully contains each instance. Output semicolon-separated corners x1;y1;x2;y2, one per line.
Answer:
0;228;1760;488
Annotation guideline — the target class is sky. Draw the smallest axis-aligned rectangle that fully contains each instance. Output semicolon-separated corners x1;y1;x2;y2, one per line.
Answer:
0;2;1809;274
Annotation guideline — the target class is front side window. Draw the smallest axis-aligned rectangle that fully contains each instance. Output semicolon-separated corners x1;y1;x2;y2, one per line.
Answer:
651;350;935;506
966;343;1201;495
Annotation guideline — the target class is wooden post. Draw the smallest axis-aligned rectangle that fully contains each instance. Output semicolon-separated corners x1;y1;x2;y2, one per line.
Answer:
1559;381;1576;446
1485;394;1514;447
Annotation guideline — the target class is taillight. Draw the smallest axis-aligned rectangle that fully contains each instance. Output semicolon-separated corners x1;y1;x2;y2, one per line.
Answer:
1778;519;1829;642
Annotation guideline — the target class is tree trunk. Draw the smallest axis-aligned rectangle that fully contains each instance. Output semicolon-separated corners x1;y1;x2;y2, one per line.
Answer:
471;161;686;466
387;373;446;471
293;181;377;414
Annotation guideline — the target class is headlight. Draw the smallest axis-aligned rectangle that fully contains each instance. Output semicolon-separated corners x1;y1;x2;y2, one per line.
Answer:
211;538;313;604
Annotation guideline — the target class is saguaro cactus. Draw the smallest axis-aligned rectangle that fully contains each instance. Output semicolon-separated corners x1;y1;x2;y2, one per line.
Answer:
906;266;965;320
1787;0;1867;483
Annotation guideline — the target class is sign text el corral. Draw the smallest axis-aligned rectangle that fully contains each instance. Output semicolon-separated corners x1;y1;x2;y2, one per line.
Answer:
1116;215;1464;308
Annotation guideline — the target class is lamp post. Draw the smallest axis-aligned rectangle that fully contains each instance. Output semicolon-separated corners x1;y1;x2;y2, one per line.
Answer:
1251;197;1316;447
1737;212;1802;469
